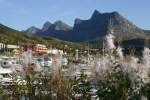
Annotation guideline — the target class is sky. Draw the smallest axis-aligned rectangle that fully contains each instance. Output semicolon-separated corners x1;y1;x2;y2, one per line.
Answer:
0;0;149;31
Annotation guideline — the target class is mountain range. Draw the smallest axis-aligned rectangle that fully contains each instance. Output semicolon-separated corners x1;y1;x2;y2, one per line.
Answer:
0;24;81;49
24;10;150;42
0;10;149;50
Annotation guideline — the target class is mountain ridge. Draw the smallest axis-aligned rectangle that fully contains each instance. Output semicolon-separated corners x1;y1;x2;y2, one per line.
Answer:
24;10;150;42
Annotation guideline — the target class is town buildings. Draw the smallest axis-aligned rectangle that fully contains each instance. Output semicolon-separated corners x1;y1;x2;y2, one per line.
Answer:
21;44;48;54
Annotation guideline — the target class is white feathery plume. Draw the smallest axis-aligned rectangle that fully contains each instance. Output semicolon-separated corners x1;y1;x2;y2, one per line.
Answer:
116;46;124;59
105;34;116;50
143;47;150;68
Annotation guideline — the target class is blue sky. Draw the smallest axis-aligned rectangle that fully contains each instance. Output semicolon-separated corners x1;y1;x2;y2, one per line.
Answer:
0;0;149;30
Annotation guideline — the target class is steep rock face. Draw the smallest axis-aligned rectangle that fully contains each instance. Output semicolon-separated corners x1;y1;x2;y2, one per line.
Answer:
51;21;72;31
42;21;52;32
24;10;150;42
72;10;146;41
24;26;40;34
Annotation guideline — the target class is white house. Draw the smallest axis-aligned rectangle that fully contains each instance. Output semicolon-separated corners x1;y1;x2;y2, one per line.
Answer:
7;44;19;49
47;49;63;55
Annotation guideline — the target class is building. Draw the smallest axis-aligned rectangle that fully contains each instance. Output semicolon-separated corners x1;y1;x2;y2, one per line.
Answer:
0;43;20;54
34;44;47;53
21;44;48;54
6;44;20;54
21;44;35;52
47;49;63;55
0;43;6;51
7;44;19;50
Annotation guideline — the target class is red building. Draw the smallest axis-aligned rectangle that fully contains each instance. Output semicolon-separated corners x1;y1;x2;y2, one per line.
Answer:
21;44;47;54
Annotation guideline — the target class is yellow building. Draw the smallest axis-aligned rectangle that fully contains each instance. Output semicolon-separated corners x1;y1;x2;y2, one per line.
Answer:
35;44;47;53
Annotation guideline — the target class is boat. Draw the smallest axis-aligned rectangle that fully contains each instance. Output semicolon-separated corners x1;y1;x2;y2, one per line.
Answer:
36;57;53;67
0;68;13;86
0;57;15;68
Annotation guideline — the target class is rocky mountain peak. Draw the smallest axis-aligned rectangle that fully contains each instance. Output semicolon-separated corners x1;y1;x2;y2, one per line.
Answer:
42;21;52;31
25;26;40;34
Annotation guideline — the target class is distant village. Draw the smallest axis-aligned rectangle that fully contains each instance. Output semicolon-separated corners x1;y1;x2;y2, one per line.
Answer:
0;43;64;55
